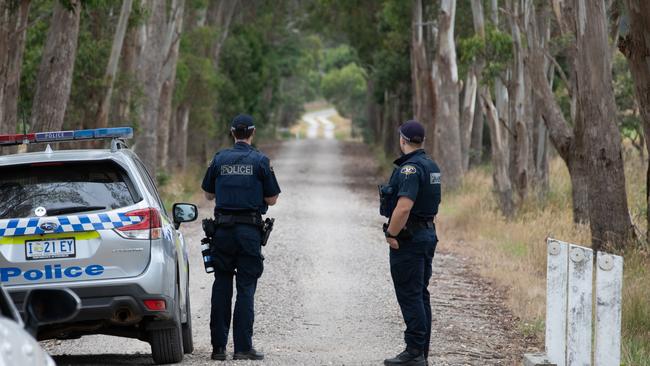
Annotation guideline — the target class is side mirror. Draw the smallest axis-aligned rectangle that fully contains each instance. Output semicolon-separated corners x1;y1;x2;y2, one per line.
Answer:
24;288;80;334
172;203;198;229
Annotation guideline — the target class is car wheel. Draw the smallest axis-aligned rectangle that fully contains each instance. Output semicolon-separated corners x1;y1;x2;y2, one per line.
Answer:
150;285;184;364
182;283;194;354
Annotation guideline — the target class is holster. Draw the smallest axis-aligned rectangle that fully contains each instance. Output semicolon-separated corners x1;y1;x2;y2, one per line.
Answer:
202;218;217;238
261;218;275;246
378;184;396;218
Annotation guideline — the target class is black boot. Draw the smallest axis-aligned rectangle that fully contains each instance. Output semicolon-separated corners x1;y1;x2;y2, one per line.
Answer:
384;348;426;366
211;346;227;361
233;348;264;360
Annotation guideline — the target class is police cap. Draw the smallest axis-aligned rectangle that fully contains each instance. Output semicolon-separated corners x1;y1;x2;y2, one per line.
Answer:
399;120;425;143
231;114;255;131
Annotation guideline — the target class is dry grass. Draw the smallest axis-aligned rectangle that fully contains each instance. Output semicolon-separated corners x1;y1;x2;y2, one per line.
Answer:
439;153;650;366
158;164;205;211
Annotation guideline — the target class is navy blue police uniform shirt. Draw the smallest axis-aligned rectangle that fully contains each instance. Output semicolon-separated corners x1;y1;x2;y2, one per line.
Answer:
388;149;441;220
201;142;281;216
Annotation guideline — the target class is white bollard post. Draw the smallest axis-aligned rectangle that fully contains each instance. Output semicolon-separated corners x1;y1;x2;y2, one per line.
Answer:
566;244;593;366
546;239;568;366
594;252;624;366
526;239;623;366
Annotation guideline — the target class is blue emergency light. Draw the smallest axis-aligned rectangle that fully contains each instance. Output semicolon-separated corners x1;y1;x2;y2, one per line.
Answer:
0;127;133;146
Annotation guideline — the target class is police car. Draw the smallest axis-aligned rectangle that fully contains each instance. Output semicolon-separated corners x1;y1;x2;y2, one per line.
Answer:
0;128;196;364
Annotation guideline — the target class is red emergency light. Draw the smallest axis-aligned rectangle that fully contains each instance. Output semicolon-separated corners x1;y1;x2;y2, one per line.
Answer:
0;134;35;146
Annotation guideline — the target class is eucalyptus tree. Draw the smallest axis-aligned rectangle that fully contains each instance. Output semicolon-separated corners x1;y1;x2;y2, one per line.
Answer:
0;0;30;149
28;0;80;142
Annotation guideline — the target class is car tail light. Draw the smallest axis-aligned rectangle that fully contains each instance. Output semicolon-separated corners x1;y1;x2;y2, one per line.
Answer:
143;299;166;311
115;208;162;240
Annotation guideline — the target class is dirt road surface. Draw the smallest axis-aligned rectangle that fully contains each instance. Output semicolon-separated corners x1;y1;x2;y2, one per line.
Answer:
47;139;526;365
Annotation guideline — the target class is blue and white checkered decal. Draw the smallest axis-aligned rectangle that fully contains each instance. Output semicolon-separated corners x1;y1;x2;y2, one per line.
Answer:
0;212;142;237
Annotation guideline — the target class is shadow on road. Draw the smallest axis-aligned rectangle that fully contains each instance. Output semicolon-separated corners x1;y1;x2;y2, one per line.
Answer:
53;354;155;365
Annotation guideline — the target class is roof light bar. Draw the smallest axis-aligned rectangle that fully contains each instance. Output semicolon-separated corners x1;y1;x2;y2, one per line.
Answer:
0;127;133;147
0;133;35;146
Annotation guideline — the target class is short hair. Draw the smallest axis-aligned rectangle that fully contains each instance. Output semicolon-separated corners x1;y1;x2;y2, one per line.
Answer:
401;135;423;147
232;124;254;140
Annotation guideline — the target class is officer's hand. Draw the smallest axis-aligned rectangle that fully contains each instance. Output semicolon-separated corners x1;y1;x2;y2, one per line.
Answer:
386;237;399;250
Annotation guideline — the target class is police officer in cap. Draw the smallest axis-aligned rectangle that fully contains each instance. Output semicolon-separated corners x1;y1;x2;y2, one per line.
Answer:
201;114;281;361
380;120;441;366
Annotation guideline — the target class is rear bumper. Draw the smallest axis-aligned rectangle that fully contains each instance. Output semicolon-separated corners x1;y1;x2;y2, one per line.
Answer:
9;284;175;340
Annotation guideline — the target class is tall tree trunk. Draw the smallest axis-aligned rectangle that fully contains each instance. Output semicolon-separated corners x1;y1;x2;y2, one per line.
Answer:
459;72;477;171
530;1;591;224
366;79;381;143
619;0;650;244
574;0;635;249
433;0;463;188
458;0;485;172
157;0;185;171
171;103;189;171
411;0;435;156
0;0;30;154
482;89;514;217
469;94;484;167
509;0;532;203
465;0;486;169
114;21;140;124
207;0;238;70
95;0;133;130
532;6;553;194
134;0;167;174
28;0;81;139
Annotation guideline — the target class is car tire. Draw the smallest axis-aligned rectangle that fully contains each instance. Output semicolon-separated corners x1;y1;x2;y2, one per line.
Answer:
182;283;194;354
150;285;184;364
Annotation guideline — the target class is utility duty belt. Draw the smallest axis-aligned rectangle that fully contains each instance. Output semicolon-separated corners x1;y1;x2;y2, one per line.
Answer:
205;212;275;247
383;217;435;242
406;218;435;231
215;214;263;227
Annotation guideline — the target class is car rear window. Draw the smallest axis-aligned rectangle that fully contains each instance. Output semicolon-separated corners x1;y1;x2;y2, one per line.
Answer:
0;161;141;219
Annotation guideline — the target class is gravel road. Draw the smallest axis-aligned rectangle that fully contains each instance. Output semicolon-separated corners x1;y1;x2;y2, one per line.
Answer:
47;139;525;365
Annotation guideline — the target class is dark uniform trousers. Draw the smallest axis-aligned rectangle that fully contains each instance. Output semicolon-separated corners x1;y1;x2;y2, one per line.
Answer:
389;227;437;356
210;224;264;353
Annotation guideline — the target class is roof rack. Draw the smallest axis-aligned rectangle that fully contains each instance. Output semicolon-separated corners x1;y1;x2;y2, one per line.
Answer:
0;127;134;149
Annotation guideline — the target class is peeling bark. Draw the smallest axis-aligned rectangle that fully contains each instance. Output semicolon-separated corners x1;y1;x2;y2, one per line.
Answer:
574;0;635;249
529;1;591;225
411;0;435;156
29;0;81;139
619;0;650;245
433;0;463;188
134;0;167;173
469;93;484;167
157;0;185;171
482;89;514;217
460;71;477;171
0;0;30;155
95;0;133;130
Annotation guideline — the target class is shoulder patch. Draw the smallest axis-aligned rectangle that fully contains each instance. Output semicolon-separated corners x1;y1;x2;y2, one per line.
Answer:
400;165;417;175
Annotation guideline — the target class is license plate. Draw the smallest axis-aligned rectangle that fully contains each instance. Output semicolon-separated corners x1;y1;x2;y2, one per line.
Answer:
25;238;76;260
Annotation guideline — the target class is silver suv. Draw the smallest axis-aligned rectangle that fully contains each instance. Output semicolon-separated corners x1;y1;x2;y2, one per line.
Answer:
0;128;196;364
